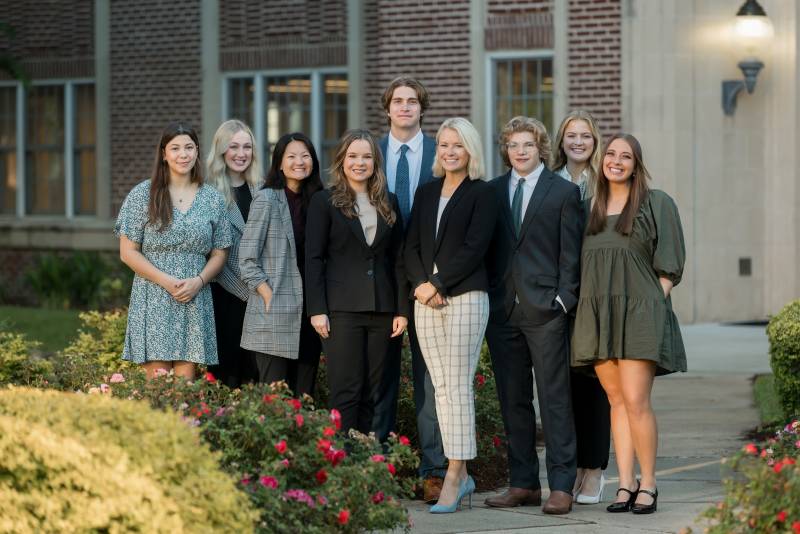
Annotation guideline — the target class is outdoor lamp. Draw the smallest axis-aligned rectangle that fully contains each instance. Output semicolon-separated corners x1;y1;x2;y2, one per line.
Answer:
722;0;774;116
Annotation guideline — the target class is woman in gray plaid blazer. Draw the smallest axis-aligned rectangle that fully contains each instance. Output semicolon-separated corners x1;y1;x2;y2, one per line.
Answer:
239;133;323;396
206;120;263;387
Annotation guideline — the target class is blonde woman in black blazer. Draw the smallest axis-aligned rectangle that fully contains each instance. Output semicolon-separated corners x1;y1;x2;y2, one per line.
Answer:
404;117;498;513
305;129;409;436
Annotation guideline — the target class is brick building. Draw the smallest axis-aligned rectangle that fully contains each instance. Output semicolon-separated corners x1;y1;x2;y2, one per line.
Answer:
0;0;798;323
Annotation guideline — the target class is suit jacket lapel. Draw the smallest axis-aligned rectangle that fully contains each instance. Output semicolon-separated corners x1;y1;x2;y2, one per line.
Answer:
434;178;470;254
228;203;246;234
379;136;389;175
371;212;390;249
496;171;515;238
275;189;297;257
517;170;555;244
345;211;370;249
419;135;436;186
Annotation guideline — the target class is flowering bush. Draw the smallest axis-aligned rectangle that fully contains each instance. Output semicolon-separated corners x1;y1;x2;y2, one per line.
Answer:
703;418;800;533
0;331;50;386
767;300;800;418
0;387;258;533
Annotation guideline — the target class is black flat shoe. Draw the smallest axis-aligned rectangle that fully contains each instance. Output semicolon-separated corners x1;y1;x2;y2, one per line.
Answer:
631;488;658;514
606;482;639;513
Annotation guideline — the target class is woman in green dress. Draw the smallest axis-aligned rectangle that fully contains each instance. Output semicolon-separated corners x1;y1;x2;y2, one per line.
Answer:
571;133;686;515
116;122;232;380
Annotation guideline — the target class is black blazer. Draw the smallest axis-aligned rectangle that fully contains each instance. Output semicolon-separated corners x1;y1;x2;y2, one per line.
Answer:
305;189;409;318
404;177;498;298
486;168;583;325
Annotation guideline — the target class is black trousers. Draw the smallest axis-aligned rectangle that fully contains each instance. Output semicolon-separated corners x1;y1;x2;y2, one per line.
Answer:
209;282;258;388
323;311;393;435
486;306;577;493
250;315;322;397
571;370;611;470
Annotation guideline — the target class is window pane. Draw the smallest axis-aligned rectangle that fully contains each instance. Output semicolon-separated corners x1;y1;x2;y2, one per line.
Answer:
73;84;96;215
0;86;16;214
26;85;65;215
228;78;255;126
321;73;348;176
264;75;311;167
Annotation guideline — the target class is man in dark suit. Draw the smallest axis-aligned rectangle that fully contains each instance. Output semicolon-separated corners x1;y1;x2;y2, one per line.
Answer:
373;76;446;503
484;116;583;515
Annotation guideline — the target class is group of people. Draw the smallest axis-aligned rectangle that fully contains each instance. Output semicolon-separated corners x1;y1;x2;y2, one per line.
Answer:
115;76;686;517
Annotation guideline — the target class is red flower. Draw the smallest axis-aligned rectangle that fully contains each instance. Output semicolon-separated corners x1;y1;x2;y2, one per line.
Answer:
204;371;216;383
372;491;385;504
322;426;336;437
475;374;486;387
777;510;788;522
286;398;302;411
492;435;502;449
743;443;758;455
398;435;411;446
326;448;346;466
263;393;278;404
316;469;328;484
387;463;396;476
317;438;332;453
240;475;251;486
330;408;342;430
294;414;304;428
281;458;290;468
791;521;800;534
337;509;350;525
274;440;288;454
259;476;278;489
370;454;386;463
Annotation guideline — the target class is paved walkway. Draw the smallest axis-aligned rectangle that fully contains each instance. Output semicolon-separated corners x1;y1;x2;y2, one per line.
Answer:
402;323;770;533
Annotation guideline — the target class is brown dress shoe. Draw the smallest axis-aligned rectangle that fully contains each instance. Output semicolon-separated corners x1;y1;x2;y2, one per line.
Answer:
423;477;443;504
542;490;573;514
484;487;542;507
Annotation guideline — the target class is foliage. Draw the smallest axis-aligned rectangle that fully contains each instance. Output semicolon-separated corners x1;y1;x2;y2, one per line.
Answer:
0;306;82;353
61;309;131;372
703;418;800;533
754;374;785;425
0;387;258;533
0;331;49;386
767;300;800;418
24;252;132;310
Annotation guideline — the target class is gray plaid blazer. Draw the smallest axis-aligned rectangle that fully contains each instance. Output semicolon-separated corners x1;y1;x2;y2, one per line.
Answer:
238;188;302;359
213;183;258;301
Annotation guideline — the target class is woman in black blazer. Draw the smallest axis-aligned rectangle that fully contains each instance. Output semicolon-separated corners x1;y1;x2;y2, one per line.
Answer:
306;129;409;436
404;117;498;513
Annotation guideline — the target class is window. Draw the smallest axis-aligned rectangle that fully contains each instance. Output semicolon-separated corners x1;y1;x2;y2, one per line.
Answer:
0;80;96;217
224;70;348;178
487;54;554;176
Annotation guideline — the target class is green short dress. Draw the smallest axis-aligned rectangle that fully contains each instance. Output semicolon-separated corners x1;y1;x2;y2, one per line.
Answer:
114;180;232;364
571;189;686;376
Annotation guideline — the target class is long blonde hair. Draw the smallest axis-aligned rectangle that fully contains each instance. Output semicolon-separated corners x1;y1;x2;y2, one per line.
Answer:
328;129;396;225
551;110;602;195
206;119;264;207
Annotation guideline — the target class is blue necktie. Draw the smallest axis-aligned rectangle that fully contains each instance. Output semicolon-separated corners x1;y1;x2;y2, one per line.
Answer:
395;144;411;225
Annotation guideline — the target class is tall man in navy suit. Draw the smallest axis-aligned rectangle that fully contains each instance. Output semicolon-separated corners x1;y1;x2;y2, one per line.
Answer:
373;76;446;503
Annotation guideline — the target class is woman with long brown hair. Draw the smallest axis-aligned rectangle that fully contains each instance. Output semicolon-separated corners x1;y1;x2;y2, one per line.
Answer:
305;129;408;435
116;122;231;380
571;133;686;515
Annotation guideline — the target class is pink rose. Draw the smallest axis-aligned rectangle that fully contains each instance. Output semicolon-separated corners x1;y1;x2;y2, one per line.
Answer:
274;440;287;454
109;373;125;383
259;476;278;489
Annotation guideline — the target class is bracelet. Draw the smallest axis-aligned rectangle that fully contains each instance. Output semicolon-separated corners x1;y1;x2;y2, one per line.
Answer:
197;273;205;285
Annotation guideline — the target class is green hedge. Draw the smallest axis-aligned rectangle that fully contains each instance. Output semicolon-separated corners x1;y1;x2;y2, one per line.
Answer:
766;300;800;418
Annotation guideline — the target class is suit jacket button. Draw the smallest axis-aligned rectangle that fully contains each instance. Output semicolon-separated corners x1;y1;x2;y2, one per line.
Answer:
367;269;373;276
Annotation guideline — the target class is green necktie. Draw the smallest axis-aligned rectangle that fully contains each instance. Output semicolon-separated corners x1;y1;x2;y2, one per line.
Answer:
511;178;526;237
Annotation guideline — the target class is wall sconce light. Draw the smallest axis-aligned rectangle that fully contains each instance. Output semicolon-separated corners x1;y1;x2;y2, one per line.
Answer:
722;0;774;116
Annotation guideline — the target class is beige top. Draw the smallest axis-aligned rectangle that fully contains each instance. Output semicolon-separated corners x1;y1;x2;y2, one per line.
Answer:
355;192;378;246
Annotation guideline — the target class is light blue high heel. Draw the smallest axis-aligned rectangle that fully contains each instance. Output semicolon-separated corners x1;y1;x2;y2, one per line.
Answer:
430;476;475;514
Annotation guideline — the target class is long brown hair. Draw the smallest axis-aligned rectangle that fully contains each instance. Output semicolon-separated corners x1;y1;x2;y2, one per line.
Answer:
328;129;396;225
587;133;651;236
149;122;203;230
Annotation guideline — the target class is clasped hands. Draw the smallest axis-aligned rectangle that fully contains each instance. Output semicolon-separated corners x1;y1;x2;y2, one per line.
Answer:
166;275;204;303
414;281;447;308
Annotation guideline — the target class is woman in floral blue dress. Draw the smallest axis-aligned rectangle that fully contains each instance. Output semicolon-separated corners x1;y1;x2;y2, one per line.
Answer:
116;122;232;380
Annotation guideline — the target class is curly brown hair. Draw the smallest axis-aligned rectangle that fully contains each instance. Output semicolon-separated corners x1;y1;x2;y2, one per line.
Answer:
497;116;551;170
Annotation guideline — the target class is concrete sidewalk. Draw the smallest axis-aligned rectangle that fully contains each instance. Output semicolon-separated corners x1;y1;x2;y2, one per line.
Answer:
403;323;770;533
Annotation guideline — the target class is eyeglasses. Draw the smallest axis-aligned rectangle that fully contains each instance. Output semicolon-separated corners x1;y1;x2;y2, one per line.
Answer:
506;142;537;153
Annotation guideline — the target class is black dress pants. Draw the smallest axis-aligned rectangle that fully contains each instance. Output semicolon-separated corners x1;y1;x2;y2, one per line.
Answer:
323;311;393;435
486;305;577;493
571;370;611;470
209;282;258;387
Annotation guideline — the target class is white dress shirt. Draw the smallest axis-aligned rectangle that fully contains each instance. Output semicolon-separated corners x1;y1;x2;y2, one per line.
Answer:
386;129;424;209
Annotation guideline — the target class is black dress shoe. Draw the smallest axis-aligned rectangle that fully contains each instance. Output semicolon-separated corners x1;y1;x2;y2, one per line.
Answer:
606;482;639;513
631;488;658;514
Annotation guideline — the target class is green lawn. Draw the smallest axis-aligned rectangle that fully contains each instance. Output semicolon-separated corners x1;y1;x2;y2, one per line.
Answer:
753;374;783;425
0;305;82;353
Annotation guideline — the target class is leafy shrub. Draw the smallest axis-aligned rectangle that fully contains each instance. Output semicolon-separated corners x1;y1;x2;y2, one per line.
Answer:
767;300;800;418
0;387;258;533
702;418;800;533
0;331;50;386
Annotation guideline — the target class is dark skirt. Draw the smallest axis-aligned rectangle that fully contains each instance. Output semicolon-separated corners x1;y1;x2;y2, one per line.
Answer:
209;282;258;387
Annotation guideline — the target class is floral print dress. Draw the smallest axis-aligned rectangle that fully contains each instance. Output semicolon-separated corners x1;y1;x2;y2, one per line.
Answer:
115;180;232;364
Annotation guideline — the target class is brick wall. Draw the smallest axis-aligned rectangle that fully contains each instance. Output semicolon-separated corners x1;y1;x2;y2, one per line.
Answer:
109;0;203;213
486;0;552;52
0;0;94;79
567;0;622;137
219;0;347;71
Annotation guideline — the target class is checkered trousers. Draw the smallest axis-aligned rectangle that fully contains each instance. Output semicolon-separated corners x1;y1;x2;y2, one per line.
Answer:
414;290;489;460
